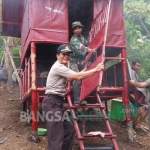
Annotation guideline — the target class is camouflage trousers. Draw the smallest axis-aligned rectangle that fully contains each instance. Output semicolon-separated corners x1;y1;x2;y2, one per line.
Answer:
70;61;83;103
70;60;84;72
70;63;80;72
70;61;91;72
70;60;92;102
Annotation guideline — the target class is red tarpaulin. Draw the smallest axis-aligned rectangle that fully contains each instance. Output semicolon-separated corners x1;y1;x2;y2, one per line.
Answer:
94;0;126;47
2;0;127;62
21;0;69;61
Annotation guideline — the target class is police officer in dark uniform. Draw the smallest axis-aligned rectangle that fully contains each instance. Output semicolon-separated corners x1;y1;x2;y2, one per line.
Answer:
42;44;104;150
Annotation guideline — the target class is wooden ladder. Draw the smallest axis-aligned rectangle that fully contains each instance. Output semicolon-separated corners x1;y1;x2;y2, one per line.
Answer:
67;93;119;150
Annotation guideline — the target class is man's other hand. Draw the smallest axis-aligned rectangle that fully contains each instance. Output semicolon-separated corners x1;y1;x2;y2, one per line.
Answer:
95;63;104;71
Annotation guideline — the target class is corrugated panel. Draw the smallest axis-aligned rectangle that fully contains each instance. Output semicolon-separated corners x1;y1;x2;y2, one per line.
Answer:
1;0;22;37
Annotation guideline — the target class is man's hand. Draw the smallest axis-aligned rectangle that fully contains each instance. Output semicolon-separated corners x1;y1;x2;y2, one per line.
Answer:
129;80;148;88
129;80;135;85
129;94;135;99
87;48;95;53
95;63;104;71
81;68;86;72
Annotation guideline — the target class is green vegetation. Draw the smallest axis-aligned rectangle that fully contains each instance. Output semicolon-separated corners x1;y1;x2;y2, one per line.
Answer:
0;38;4;64
124;0;150;80
12;39;21;68
0;1;20;68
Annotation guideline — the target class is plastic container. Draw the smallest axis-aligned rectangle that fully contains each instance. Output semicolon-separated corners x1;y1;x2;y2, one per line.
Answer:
38;128;47;136
110;99;126;121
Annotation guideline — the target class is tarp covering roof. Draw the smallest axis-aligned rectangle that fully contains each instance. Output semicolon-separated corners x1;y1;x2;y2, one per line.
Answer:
2;0;127;64
21;0;69;62
1;0;22;37
94;0;126;47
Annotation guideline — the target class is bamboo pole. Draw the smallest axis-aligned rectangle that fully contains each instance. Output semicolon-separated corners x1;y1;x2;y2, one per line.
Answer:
0;53;4;65
5;49;21;87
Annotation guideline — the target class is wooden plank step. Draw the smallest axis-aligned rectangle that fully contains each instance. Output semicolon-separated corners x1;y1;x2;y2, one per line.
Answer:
78;133;117;139
85;147;114;150
72;115;109;121
105;56;124;60
77;115;109;120
71;104;105;109
99;87;124;91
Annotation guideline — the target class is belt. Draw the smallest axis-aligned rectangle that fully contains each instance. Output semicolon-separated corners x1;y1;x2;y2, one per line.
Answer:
45;94;64;100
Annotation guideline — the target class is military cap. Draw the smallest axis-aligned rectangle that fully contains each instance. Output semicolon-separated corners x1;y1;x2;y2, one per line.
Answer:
72;21;84;29
57;44;73;54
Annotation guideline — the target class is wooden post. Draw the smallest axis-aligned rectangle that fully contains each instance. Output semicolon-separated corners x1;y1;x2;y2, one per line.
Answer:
0;54;4;65
5;46;21;87
4;37;13;90
31;42;38;131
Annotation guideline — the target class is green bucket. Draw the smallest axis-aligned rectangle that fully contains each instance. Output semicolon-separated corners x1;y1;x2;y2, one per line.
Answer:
38;128;47;136
110;99;125;121
110;99;138;121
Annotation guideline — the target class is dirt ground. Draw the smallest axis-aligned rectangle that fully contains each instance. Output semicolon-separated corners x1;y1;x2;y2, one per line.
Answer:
0;86;150;150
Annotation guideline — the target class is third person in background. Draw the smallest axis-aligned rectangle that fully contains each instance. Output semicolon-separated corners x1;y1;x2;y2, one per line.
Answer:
129;60;150;134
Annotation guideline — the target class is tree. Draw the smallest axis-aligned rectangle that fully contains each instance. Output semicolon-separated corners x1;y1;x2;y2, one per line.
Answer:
4;37;13;90
124;0;150;80
0;1;21;89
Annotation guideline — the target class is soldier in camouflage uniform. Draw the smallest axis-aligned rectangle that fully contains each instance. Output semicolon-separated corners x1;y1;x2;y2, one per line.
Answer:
70;21;94;72
70;21;95;104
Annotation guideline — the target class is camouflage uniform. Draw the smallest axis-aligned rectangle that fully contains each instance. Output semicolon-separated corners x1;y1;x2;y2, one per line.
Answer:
70;34;88;72
70;21;89;103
